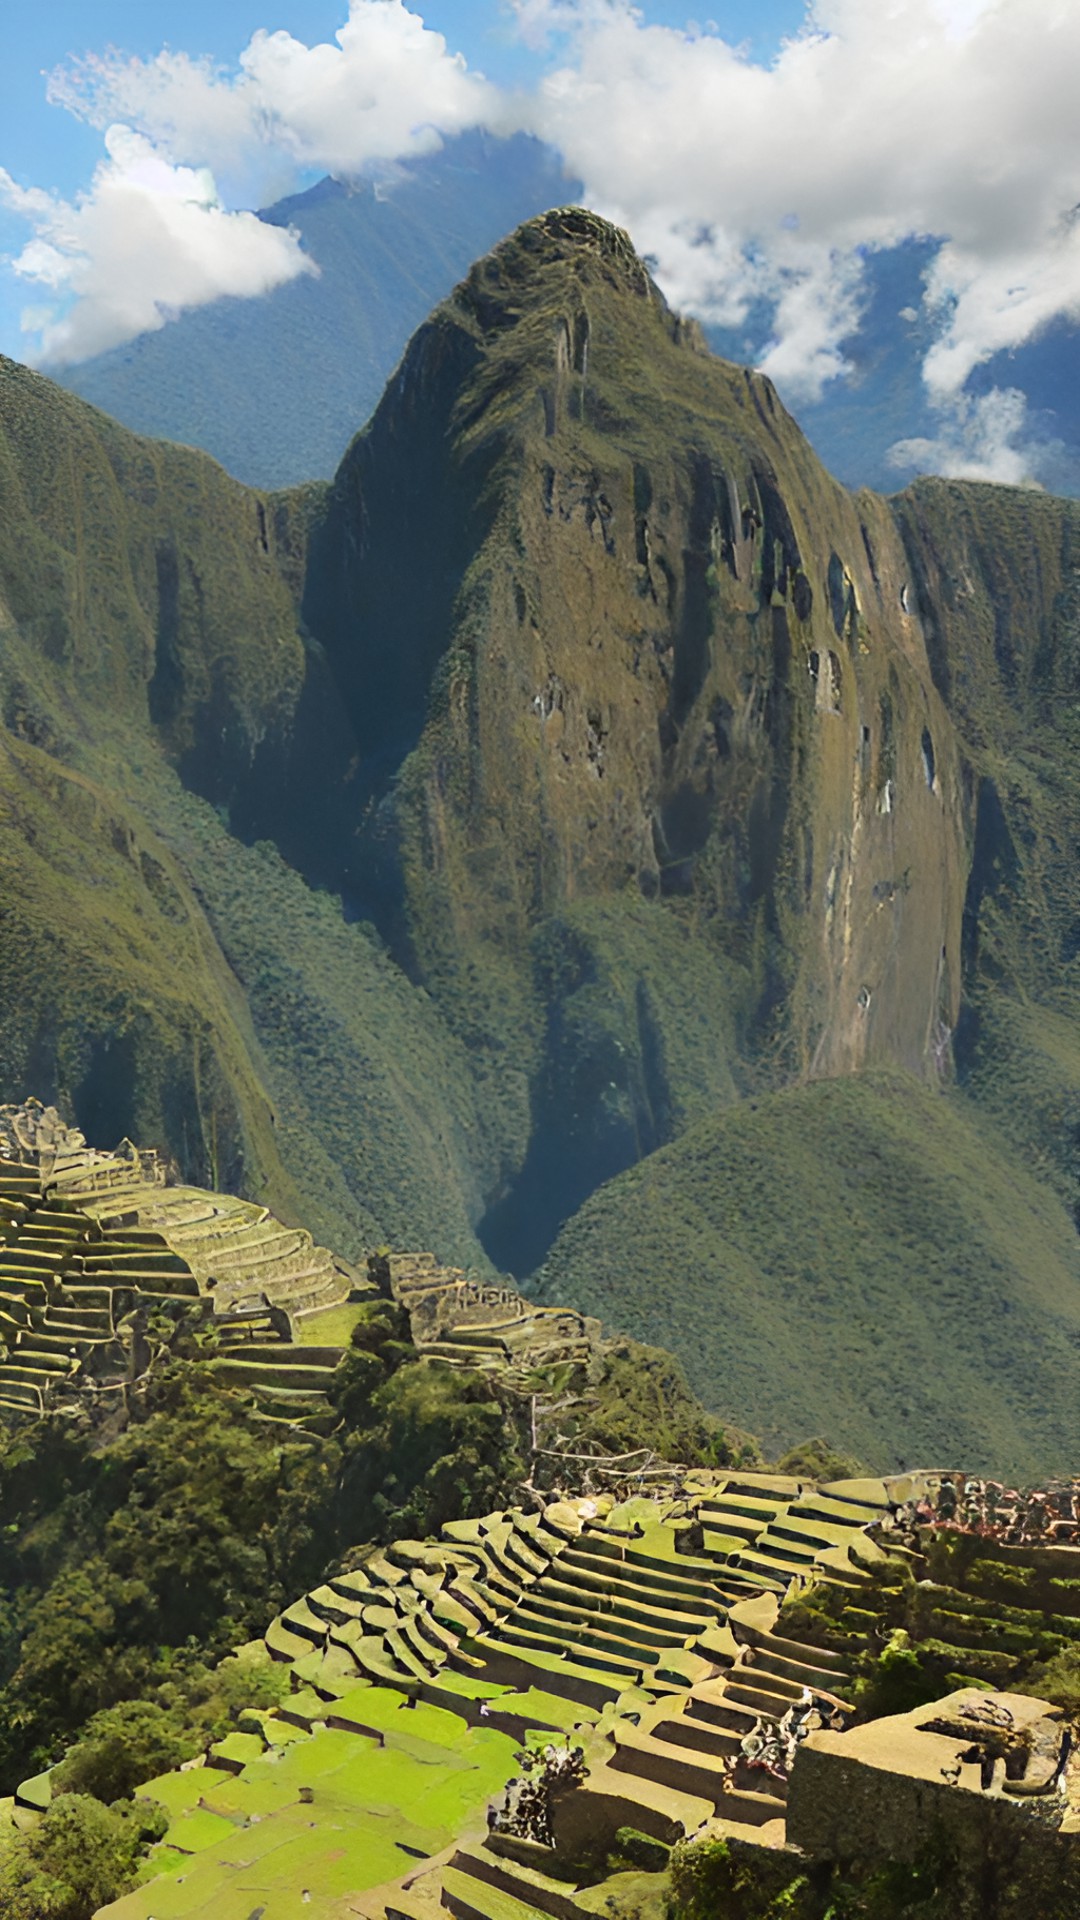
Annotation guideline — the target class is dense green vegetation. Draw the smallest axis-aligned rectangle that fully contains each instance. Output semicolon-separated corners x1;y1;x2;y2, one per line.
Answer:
667;1833;962;1920
535;1070;1080;1472
0;1302;734;1794
2;209;1080;1482
893;480;1080;1223
777;1536;1080;1718
0;1352;504;1786
0;1793;167;1920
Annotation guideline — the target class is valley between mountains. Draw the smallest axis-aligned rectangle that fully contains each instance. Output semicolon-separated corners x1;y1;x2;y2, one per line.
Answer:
1;207;1079;1474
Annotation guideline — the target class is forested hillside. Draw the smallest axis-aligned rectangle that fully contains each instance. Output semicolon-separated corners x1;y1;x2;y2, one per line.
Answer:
1;210;1079;1471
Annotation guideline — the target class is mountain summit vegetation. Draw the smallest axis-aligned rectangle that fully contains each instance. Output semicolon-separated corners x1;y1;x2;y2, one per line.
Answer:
1;207;1079;1472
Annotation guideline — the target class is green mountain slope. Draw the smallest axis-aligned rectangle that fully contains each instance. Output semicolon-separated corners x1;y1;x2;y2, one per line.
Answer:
1;212;1080;1470
0;355;493;1265
893;479;1080;1220
535;1071;1080;1474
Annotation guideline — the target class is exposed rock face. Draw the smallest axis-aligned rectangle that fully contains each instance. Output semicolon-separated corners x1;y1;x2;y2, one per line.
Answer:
292;209;967;1097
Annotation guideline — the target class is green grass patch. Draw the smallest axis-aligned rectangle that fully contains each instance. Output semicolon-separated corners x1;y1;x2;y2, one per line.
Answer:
537;1070;1080;1476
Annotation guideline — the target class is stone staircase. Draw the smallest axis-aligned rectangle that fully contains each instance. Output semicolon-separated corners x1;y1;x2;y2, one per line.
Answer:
89;1472;915;1920
387;1254;596;1378
0;1103;368;1429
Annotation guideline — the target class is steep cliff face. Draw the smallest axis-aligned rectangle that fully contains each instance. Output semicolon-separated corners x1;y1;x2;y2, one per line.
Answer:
892;478;1080;1221
0;356;310;802
287;211;968;1261
0;358;489;1266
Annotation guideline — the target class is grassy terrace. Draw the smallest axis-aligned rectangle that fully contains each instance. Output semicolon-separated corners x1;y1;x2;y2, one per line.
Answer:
93;1472;901;1920
0;1126;360;1427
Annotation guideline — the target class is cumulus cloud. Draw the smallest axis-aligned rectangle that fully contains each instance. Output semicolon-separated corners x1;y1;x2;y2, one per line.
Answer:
506;0;1080;407
0;129;313;363
4;2;495;364
888;387;1046;488
5;0;1080;453
47;1;498;186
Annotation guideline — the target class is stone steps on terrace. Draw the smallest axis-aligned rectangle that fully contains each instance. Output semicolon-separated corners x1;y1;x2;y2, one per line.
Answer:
562;1540;727;1609
44;1305;112;1333
789;1494;885;1529
485;1609;650;1681
248;1386;335;1423
206;1356;341;1394
721;1672;808;1719
50;1280;115;1306
570;1763;715;1845
700;1496;787;1526
80;1268;201;1297
536;1552;720;1620
6;1236;79;1259
607;1720;742;1809
651;1707;742;1759
739;1641;853;1694
420;1343;505;1368
722;1559;790;1594
442;1559;520;1616
0;1292;45;1325
509;1598;682;1669
202;1240;322;1279
449;1635;628;1712
522;1583;701;1655
0;1250;67;1273
0;1354;70;1384
0;1379;44;1410
441;1862;564;1920
3;1343;74;1371
214;1342;342;1367
534;1572;708;1642
445;1847;591;1920
422;1326;514;1353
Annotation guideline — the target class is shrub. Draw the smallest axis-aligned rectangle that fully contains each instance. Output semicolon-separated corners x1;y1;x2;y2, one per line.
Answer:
0;1792;166;1920
51;1700;190;1804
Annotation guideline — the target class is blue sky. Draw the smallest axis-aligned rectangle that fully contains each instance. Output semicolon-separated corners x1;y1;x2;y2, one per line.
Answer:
0;3;804;197
0;2;807;361
1;0;1077;487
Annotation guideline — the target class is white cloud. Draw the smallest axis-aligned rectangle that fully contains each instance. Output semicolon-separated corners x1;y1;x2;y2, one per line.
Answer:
0;128;313;364
5;0;1080;451
5;1;496;365
505;0;1080;405
888;387;1045;488
47;1;498;188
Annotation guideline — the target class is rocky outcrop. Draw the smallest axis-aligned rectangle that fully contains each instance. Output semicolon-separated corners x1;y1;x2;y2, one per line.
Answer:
293;210;967;1097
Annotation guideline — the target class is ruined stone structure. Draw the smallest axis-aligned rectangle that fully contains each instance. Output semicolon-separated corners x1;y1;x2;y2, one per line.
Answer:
0;1101;364;1428
74;1467;1079;1919
385;1250;598;1374
787;1691;1079;1918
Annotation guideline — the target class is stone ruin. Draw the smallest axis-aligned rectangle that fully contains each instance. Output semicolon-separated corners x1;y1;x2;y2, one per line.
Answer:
0;1099;363;1429
80;1466;1079;1920
0;1098;165;1193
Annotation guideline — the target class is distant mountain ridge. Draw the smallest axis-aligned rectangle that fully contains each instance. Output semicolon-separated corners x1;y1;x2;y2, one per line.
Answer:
57;135;1080;501
60;132;577;490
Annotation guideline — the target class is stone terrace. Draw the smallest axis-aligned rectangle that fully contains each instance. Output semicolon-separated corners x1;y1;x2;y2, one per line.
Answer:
0;1101;365;1429
91;1471;914;1920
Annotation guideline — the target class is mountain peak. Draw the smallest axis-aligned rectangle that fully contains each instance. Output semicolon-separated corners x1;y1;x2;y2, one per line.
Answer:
511;205;651;286
450;203;711;343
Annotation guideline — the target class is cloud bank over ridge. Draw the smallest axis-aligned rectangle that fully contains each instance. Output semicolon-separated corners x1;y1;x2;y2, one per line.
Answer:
2;0;1079;484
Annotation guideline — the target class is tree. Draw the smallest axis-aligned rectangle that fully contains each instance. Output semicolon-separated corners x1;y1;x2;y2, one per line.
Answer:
0;1793;166;1920
51;1700;190;1804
